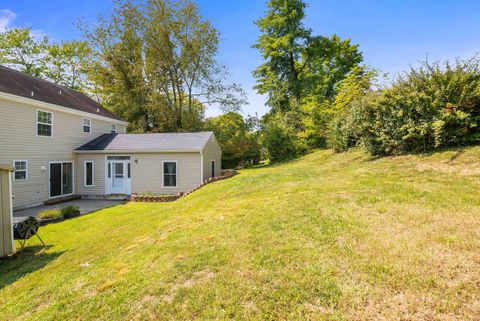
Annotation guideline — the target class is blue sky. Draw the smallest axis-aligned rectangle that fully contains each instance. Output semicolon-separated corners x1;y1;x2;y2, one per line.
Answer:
2;0;480;117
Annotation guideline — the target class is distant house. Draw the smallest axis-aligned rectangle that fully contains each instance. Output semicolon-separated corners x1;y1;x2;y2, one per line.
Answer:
0;65;221;210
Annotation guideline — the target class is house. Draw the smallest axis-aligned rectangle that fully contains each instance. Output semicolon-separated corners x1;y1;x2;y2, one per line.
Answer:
0;65;222;210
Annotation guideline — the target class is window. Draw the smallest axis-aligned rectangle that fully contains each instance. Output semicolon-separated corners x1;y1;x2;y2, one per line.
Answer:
83;118;91;133
37;110;52;136
13;160;27;181
163;161;177;187
62;162;73;195
85;161;94;186
111;124;117;133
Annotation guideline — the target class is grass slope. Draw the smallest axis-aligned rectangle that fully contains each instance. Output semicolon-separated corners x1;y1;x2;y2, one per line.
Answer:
1;148;480;320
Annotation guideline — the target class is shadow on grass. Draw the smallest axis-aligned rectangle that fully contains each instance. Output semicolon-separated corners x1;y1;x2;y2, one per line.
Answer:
360;145;475;163
0;245;64;289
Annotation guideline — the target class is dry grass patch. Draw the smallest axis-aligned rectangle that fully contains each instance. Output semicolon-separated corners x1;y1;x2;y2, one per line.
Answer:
1;147;479;320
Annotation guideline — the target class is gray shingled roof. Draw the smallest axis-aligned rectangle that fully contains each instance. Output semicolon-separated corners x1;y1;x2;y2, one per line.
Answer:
75;132;214;152
0;65;124;121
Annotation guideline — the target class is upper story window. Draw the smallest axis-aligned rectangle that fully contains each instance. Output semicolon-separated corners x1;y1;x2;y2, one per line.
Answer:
13;160;28;181
111;124;117;134
83;118;91;133
163;161;177;187
37;110;52;137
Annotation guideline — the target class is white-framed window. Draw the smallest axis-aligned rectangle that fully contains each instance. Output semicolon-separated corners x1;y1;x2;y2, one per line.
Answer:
37;110;52;137
84;161;94;186
13;160;28;181
162;161;177;187
83;118;91;133
111;124;117;133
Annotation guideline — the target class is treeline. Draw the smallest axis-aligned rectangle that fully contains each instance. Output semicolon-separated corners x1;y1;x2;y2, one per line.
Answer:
2;0;479;168
0;0;246;134
253;0;480;160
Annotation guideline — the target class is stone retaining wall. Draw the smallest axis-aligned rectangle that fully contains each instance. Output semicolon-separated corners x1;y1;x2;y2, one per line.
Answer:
130;169;237;203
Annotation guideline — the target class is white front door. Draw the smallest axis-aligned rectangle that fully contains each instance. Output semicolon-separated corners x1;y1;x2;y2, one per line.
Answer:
107;158;131;195
112;162;125;193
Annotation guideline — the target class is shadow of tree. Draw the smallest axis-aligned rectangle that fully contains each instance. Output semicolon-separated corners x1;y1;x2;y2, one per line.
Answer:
0;245;64;289
449;149;465;162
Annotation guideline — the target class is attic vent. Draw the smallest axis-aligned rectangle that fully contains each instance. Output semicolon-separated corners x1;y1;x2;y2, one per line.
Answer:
59;90;62;95
31;91;34;97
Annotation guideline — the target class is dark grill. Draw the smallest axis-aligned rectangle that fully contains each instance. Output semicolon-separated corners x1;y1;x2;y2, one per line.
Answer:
12;216;45;254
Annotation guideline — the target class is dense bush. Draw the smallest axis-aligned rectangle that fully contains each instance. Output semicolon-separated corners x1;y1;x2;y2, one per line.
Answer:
332;57;480;155
262;112;308;162
204;113;261;168
38;209;62;220
61;205;80;216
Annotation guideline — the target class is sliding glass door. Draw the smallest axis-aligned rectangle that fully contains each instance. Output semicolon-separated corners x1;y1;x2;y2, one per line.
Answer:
50;162;74;198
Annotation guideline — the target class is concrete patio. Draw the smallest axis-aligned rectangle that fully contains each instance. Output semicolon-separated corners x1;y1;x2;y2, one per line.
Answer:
13;199;125;218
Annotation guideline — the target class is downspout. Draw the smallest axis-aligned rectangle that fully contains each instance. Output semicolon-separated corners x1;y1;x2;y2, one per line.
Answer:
200;150;204;185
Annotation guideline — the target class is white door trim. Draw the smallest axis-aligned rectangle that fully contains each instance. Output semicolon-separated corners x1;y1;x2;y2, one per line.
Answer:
48;161;75;199
105;156;131;195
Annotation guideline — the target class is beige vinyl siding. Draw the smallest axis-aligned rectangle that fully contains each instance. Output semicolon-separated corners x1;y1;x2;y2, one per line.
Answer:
0;97;124;209
131;153;201;194
75;154;106;196
0;165;14;257
202;134;222;181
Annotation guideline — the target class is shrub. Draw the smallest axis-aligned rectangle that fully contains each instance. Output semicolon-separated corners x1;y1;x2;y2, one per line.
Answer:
332;56;480;155
262;116;307;162
204;112;261;168
38;209;62;220
61;205;80;216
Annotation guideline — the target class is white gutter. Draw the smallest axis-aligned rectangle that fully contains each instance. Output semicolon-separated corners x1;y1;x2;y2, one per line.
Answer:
200;150;204;184
0;91;129;126
73;149;201;154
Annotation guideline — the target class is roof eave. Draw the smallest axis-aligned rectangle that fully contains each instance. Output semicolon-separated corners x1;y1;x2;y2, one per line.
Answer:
73;149;201;154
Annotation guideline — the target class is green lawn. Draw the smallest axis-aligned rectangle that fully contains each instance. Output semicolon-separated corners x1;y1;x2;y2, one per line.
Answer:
1;148;479;320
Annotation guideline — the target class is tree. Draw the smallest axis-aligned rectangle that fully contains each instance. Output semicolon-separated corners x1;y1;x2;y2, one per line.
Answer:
0;28;92;92
303;35;363;105
204;112;261;168
0;27;48;77
253;0;311;113
83;0;246;133
253;0;364;156
45;40;92;91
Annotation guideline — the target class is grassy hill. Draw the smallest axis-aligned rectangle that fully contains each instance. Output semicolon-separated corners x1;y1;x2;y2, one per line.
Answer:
1;148;479;320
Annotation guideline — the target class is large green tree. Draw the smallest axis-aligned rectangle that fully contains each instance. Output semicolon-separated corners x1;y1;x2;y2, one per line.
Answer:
0;27;48;77
83;0;246;133
45;40;92;91
253;0;311;113
254;0;364;157
0;27;92;92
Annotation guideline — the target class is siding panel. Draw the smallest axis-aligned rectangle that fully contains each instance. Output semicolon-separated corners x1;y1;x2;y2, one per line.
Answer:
0;97;125;208
202;134;222;181
131;153;201;194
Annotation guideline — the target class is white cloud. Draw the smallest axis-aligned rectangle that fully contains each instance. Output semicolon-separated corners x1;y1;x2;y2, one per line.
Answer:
0;9;16;31
0;9;50;40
